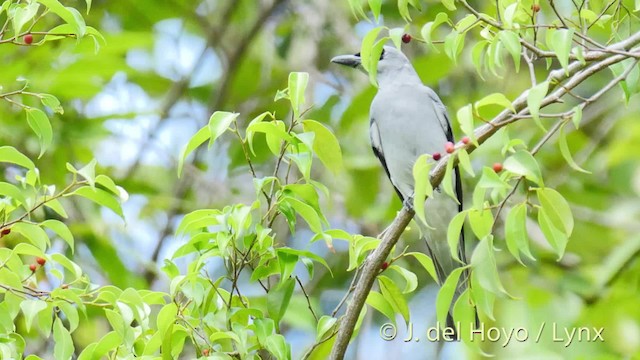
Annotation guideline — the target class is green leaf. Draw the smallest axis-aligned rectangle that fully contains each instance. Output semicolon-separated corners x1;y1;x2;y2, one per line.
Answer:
25;108;53;158
277;250;298;283
549;29;574;74
435;266;465;328
421;12;449;51
267;278;295;330
0;182;27;207
537;208;569;259
302;120;343;173
441;0;456;11
468;208;494;239
265;334;290;360
12;3;40;34
457;149;475;177
398;0;411;21
470;272;495;321
51;253;83;280
527;81;549;129
412;154;434;227
347;0;367;19
282;196;322;233
471;235;509;296
504;150;544;185
447;211;467;263
572;105;583;129
12;243;46;258
177;126;209;177
288;72;309;118
207;111;238;148
53;317;74;360
471;40;489;78
316;316;337;341
157;303;177;338
389;27;405;49
388;265;418;293
475;92;515;112
477;167;509;189
20;300;48;332
505;203;535;265
41;220;74;252
442;155;460;204
378;275;410;323
406;252;439;284
366;291;396;323
444;30;464;64
360;27;385;86
13;223;50;251
558;123;591;173
0;146;35;170
77;159;97;188
498;31;521;72
40;94;63;114
457;104;475;143
44;198;68;218
71;186;124;219
368;0;382;21
536;187;573;236
35;0;86;37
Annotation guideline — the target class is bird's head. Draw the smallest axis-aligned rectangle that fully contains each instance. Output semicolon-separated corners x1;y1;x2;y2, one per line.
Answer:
331;46;415;84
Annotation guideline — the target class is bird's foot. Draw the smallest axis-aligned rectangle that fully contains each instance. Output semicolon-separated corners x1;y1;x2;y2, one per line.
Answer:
402;196;414;211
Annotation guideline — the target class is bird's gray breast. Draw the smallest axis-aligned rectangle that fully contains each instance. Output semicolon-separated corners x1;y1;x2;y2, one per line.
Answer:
370;85;449;199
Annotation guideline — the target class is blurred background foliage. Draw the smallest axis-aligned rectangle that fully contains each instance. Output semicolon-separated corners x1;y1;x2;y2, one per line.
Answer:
1;0;640;359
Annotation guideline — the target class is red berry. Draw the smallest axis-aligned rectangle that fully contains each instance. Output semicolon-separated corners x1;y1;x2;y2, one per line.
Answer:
462;136;470;145
493;162;503;173
532;4;541;13
0;228;10;236
29;264;37;272
381;262;389;271
432;152;442;161
24;34;33;45
445;141;455;154
36;257;46;266
402;34;412;44
202;349;210;356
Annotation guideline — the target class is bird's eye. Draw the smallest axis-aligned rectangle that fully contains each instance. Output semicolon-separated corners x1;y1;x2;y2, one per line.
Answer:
379;49;385;60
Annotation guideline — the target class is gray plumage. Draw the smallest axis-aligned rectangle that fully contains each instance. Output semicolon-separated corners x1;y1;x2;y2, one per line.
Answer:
332;46;469;325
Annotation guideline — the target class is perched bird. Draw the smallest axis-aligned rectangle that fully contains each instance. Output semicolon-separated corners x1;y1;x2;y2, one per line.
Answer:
331;46;469;326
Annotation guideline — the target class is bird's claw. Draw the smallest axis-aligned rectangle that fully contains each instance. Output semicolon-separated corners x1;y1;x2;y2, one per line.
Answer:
403;196;414;210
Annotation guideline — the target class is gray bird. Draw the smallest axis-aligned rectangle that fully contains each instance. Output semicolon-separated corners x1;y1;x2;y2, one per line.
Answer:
331;46;469;327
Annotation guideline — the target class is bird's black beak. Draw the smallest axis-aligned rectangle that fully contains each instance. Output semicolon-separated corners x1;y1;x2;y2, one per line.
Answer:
330;53;361;68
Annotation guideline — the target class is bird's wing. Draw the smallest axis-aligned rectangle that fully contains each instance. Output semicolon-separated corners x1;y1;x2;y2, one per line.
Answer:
370;117;405;202
425;88;454;142
424;87;469;270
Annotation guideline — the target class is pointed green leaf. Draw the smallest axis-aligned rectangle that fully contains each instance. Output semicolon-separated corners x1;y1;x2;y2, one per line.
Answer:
436;266;465;328
536;187;573;236
366;291;396;323
406;252;439;284
288;72;309;118
0;146;35;170
527;81;549;129
412;154;434;227
504;150;544;185
302;120;343;173
447;210;467;263
505;203;535;265
558;124;591;173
